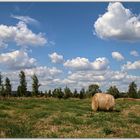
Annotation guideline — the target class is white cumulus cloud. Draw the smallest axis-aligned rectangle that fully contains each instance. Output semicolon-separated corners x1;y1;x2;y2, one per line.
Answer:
94;2;140;42
64;57;109;71
64;57;90;70
0;50;37;70
0;21;47;48
130;50;139;57
92;57;109;70
112;51;124;61
122;60;140;70
65;69;140;92
48;52;64;63
24;66;62;77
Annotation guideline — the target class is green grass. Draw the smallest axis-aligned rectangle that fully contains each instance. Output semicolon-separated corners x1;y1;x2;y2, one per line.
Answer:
0;97;140;138
0;112;10;118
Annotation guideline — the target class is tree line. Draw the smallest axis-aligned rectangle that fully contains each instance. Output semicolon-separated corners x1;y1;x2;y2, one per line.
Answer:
0;71;140;99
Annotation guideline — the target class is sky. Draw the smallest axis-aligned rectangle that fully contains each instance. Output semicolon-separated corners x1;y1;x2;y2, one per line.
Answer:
0;2;140;92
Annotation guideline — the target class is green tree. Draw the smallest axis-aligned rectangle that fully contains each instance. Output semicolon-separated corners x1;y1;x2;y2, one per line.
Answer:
107;86;119;99
4;77;12;97
138;89;140;98
18;71;27;96
52;89;57;97
128;81;138;98
64;86;72;99
73;89;79;98
79;88;85;99
26;91;32;97
45;90;48;98
87;84;102;97
0;85;5;97
48;90;52;97
44;90;52;98
0;72;2;86
32;74;40;96
56;88;64;99
39;91;44;97
17;85;21;97
0;72;5;97
0;72;3;96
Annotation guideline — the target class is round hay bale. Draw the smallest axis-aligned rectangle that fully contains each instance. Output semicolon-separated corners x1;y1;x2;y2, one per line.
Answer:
91;93;115;112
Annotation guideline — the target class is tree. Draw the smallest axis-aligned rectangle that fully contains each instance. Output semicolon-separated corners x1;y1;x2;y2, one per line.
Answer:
45;90;48;98
0;72;2;86
52;88;57;97
87;84;102;97
56;88;64;99
0;85;5;97
32;74;40;96
79;88;85;99
18;71;27;96
17;85;21;97
26;91;32;97
64;86;72;99
73;89;79;98
39;91;44;97
128;81;138;98
0;72;5;97
48;90;52;97
138;89;140;98
119;92;128;98
4;77;12;97
0;72;2;96
107;86;119;99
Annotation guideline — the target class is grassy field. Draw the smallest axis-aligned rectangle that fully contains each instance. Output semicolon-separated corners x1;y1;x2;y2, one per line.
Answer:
0;97;140;138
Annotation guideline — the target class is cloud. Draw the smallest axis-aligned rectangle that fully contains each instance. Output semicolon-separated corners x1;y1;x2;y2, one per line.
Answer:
11;15;39;25
0;21;47;48
123;75;140;84
0;50;37;70
92;57;109;70
112;51;124;61
2;64;140;92
24;66;62;77
109;71;127;81
122;60;140;70
130;50;139;57
0;41;8;49
64;57;90;70
68;71;106;82
2;66;62;91
48;52;64;63
64;57;109;71
66;69;140;91
67;70;126;83
94;2;140;42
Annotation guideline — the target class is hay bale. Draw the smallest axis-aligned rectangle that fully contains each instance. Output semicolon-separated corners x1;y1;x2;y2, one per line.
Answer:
91;93;115;112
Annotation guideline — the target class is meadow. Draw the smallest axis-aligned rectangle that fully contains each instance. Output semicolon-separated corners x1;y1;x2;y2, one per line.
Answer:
0;97;140;138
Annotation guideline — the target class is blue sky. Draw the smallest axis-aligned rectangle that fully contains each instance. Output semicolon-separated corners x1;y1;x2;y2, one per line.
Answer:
0;2;140;92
